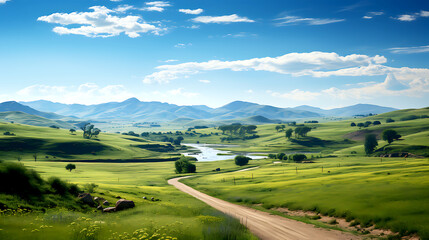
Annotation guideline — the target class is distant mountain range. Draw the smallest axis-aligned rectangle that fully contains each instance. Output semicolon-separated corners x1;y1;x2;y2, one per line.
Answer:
0;98;397;123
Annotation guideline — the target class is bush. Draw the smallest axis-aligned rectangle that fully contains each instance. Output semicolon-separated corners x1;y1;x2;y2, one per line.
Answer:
175;157;197;173
268;154;277;159
48;177;70;196
386;118;395;123
234;155;251;166
373;120;381;125
0;162;45;198
277;153;286;160
292;154;307;162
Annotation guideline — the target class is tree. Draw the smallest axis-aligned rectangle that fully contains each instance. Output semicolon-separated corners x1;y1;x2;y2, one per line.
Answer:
382;129;400;144
357;123;364;128
33;153;38;162
364;121;372;127
386;118;395;123
364;134;378;154
350;122;356;127
175;157;196;173
69;129;76;134
292;154;307;162
268;154;277;159
275;125;281;132
65;164;76;172
79;123;101;139
277;153;286;160
285;129;293;139
372;121;381;125
234;155;251;166
294;126;311;138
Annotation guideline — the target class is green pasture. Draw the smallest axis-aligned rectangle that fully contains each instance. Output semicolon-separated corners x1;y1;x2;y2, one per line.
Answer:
183;157;429;239
0;160;258;240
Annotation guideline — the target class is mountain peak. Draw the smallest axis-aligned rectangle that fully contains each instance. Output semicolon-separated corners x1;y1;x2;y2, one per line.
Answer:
123;97;140;103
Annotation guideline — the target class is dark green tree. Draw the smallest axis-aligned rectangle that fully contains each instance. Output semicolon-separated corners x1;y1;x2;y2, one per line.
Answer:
175;157;196;173
364;134;378;154
292;154;307;162
350;122;356;127
65;164;76;172
234;155;251;166
69;129;76;134
382;129;400;144
285;129;293;139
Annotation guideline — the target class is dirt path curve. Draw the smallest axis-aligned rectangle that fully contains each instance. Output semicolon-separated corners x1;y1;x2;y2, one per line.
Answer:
168;174;361;240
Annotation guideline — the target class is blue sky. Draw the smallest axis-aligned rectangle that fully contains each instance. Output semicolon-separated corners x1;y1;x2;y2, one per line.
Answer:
0;0;428;109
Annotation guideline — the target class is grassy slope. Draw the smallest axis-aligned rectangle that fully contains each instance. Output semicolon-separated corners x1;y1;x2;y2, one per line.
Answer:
0;122;177;161
183;157;429;238
0;111;74;129
0;160;258;240
173;107;429;155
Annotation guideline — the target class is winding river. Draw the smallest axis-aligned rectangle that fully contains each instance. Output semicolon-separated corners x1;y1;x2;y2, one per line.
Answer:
182;143;266;162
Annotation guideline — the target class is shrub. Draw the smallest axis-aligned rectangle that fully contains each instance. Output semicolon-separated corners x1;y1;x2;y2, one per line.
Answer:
292;154;307;162
84;183;98;193
373;120;381;125
386;118;395;123
175;157;197;173
48;177;70;196
234;155;251;166
268;154;277;159
0;162;45;198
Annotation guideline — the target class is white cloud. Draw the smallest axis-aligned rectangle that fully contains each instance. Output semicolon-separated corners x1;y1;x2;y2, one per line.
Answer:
396;14;417;21
0;0;10;4
199;80;210;84
162;59;178;63
246;89;254;94
275;16;344;26
270;89;321;101
115;4;134;13
179;8;203;15
143;51;387;84
388;45;429;54
395;10;429;21
223;32;258;38
110;0;122;2
167;88;199;97
16;83;134;104
192;14;254;24
174;43;192;48
141;1;171;12
363;11;384;19
38;6;161;38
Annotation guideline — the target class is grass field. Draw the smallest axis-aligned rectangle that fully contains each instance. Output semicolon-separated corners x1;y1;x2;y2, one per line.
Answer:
0;159;259;240
0;122;178;161
183;157;429;239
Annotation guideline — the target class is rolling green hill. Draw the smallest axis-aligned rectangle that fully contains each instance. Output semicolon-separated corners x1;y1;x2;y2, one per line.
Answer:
168;107;429;156
0;122;177;161
0;111;75;129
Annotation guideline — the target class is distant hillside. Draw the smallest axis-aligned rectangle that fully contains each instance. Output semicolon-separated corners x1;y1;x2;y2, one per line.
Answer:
0;101;70;120
19;99;397;121
0;111;74;129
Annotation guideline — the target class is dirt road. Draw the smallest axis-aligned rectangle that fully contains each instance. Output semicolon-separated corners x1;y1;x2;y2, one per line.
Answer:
168;176;360;240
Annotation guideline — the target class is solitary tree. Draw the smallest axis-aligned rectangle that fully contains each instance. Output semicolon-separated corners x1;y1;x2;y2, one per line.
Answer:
285;129;293;139
364;134;378;155
382;129;401;144
234;155;251;166
275;125;281;132
65;163;76;172
350;122;356;127
69;129;76;134
175;157;196;173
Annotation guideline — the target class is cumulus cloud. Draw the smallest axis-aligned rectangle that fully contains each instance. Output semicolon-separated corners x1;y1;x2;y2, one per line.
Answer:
179;8;203;15
115;4;134;13
143;51;387;84
0;0;10;4
16;83;134;104
192;14;254;24
388;45;429;54
141;1;171;12
363;11;384;19
38;6;161;38
199;80;210;84
275;16;344;26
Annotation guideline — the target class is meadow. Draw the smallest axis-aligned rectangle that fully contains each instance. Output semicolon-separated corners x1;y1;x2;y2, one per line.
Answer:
183;157;429;239
0;159;259;240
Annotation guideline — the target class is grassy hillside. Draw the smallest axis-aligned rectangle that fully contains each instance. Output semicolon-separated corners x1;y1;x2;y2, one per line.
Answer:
0;122;177;161
168;107;429;156
184;157;429;239
0;111;74;129
0;160;257;240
